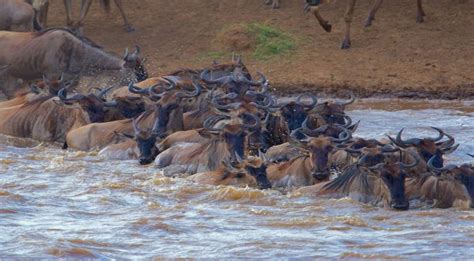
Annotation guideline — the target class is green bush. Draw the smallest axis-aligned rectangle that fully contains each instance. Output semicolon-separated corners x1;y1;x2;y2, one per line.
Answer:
245;23;296;60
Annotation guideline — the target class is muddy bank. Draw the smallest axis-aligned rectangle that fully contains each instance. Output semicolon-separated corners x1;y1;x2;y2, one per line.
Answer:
43;0;473;100
274;83;474;100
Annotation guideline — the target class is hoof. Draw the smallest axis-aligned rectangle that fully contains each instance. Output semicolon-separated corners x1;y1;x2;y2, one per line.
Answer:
321;22;332;33
341;39;351;49
365;16;374;27
416;12;425;23
125;25;135;32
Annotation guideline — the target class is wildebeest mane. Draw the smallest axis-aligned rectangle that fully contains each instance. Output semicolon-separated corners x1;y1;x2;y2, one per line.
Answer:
321;165;371;195
34;28;103;49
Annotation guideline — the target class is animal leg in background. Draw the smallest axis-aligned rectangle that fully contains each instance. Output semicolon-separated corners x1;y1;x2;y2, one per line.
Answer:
341;0;357;49
112;0;135;32
365;0;384;27
309;6;332;32
416;0;425;23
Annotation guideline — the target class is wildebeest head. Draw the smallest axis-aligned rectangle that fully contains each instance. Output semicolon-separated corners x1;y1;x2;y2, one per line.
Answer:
290;127;352;181
201;113;261;167
346;143;400;168
200;62;266;96
58;87;111;123
388;127;458;168
428;157;474;208
279;94;318;132
123;46;149;82
313;91;356;125
241;151;272;190
367;155;419;211
127;116;162;165
31;74;72;96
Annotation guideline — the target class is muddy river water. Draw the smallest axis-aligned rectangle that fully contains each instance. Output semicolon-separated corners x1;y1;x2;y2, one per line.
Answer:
1;99;473;259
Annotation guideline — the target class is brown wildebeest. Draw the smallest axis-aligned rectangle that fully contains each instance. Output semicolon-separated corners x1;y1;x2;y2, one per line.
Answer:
188;152;272;189
155;115;261;176
64;0;134;34
66;79;201;152
304;0;426;49
405;157;474;209
387;127;459;175
266;127;351;188
0;0;42;32
300;153;419;210
0;28;145;98
0;95;91;142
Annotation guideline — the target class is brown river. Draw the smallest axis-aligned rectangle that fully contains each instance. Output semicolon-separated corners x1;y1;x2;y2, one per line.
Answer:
1;99;473;259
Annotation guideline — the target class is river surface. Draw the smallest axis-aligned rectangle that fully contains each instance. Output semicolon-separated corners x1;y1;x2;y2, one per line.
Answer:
1;99;473;259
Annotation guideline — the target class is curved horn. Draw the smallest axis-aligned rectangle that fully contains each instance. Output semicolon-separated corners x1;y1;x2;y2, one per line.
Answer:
427;127;445;142
176;77;202;98
381;145;400;153
336;91;356;106
160;76;177;91
98;85;115;98
368;162;385;171
203;115;228;132
212;95;241;111
241;113;261;130
436;132;455;149
296;94;318;108
330;127;352;144
399;150;420;169
426;155;457;172
468;153;474;158
390;129;421;148
301;117;326;137
128;82;149;95
200;69;233;85
151;114;161;136
58;87;85;103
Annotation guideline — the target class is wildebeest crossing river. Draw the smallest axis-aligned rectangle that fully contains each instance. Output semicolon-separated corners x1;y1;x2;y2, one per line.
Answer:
1;99;473;259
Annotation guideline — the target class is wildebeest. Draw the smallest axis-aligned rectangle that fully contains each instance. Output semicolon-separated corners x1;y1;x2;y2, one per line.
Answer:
27;0;49;27
267;127;351;188
298;151;420;210
188;152;272;189
387;127;458;175
64;0;134;34
0;0;42;32
66;77;201;152
300;0;426;48
155;114;260;176
0;28;146;98
405;157;474;208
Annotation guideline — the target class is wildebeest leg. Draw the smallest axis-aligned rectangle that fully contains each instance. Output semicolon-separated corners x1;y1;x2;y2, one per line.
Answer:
63;0;74;26
77;0;94;27
113;0;135;32
310;6;332;32
341;0;357;49
365;0;384;27
264;0;272;5
416;0;425;23
272;0;280;9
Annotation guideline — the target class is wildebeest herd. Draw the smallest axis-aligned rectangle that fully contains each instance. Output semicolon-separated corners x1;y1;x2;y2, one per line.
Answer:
0;0;473;211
